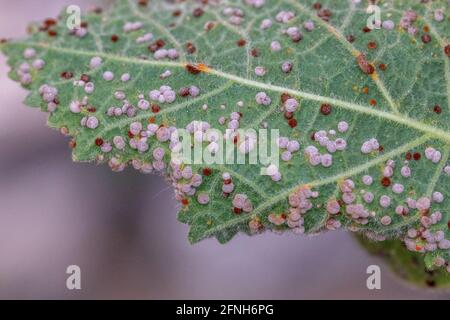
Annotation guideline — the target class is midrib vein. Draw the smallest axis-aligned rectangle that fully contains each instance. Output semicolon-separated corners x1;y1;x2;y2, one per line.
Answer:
5;41;450;143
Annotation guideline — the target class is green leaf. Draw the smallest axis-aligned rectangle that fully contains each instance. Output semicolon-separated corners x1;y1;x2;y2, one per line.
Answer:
356;235;450;288
1;0;450;273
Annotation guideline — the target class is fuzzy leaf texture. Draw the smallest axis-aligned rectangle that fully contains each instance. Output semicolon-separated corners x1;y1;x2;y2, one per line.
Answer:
1;0;450;273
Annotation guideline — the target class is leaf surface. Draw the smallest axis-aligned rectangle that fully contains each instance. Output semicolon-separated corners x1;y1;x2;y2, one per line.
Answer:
1;0;450;271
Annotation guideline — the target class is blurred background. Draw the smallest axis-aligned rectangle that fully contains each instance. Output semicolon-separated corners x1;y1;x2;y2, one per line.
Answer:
0;0;449;300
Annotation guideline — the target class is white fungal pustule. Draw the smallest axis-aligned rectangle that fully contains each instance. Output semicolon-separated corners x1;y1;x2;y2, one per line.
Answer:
363;192;374;204
326;141;337;153
401;165;411;178
337;121;349;133
285;27;303;42
152;147;165;161
434;9;444;22
101;142;112;153
287;140;300;153
424;147;442;163
270;41;281;52
121;73;131;82
335;138;347;151
222;172;234;194
255;92;271;105
268;213;286;226
113;136;126;150
430;211;442;224
380;215;392;226
303;20;315;32
340;179;355;193
395;205;409;215
109;157;126;172
260;18;272;30
392;183;404;194
123;21;143;33
254;66;266;77
167;48;179;60
281;151;292;162
159;70;172;80
20;73;32;85
305;128;347;167
114;91;126;100
438;239;450;250
320;153;333;167
140;163;153;174
103;71;114;81
382;20;395;30
361;138;379;154
415;196;431;211
47;102;57;113
407;228;418;239
189;86;200;97
89;56;102;69
343;192;356;204
406;198;416;209
84;82;95;94
362;175;373;186
39;84;58;103
73;27;88;38
284;98;299;112
281;61;293;73
264;164;280;182
400;10;418;31
156;127;171;142
85;116;99;129
245;0;265;8
383;165;394;178
149;86;176;104
136;33;153;44
288;187;315;215
432;191;444;203
326;199;340;214
346;204;369;219
445;165;450;176
229;15;243;26
23;48;36;59
304;146;320;166
130;121;143;136
379;195;391;208
32;59;45;70
153;160;165;171
138;99;150;110
232;194;253;213
239;134;257;154
249;218;262;233
326;218;341;231
154;49;168;60
197;193;210;205
137;139;149;153
275;10;295;23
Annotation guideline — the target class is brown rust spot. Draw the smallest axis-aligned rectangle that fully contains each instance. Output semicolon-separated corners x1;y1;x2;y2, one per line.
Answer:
185;63;211;74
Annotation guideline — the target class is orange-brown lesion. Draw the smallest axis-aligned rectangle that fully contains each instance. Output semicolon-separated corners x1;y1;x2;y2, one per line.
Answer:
184;63;212;74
